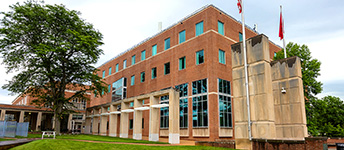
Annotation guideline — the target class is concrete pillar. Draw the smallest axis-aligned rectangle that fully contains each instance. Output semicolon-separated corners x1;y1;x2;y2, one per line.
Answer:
120;102;129;138
168;90;180;144
0;109;6;121
109;105;118;137
36;112;42;131
92;108;100;135
52;115;55;129
19;111;25;123
149;96;160;142
85;117;92;134
67;114;73;130
133;99;143;140
99;107;107;136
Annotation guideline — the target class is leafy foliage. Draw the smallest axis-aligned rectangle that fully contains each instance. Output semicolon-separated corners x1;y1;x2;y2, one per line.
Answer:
274;42;322;100
307;96;344;137
0;1;106;133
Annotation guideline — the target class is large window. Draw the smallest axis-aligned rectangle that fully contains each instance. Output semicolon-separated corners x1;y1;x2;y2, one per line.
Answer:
239;32;243;42
179;56;186;70
164;38;170;50
151;67;157;79
131;75;135;86
129;119;133;129
112;78;127;102
218;79;232;127
109;67;112;75
192;78;208;127
141;50;146;60
195;21;204;36
132;55;136;65
219;50;225;64
160;95;169;128
218;21;224;35
116;64;119;72
141;72;145;83
123;60;127;69
196;50;204;65
176;83;188;128
102;70;105;78
152;44;157;56
164;62;170;75
179;30;185;43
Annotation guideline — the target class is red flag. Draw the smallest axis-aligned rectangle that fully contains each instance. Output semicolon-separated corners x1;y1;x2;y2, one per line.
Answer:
237;0;242;13
279;11;284;40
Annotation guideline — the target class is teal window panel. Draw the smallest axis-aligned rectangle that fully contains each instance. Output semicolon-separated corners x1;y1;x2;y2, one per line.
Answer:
108;84;111;93
141;50;146;60
132;55;136;65
102;70;105;78
195;21;204;36
179;30;185;43
219;50;225;64
141;72;145;82
152;44;157;56
123;60;127;69
179;57;186;70
152;67;157;79
115;64;119;72
218;21;224;35
131;75;135;86
164;38;170;50
239;32;243;42
196;50;204;65
109;67;112;75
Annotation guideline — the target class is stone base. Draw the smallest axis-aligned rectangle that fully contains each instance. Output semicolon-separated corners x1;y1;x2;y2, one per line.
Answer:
133;133;142;140
109;133;117;137
100;133;107;136
120;133;128;138
235;138;252;150
169;133;180;144
92;132;99;135
149;133;159;141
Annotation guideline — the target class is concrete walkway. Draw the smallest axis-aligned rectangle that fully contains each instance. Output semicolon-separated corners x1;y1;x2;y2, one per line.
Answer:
0;138;37;150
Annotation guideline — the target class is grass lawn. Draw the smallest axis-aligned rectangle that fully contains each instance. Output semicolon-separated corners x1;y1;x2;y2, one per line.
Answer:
0;138;14;141
11;139;234;150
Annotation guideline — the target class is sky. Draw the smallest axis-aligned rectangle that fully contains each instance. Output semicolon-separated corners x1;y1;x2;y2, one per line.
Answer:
0;0;343;104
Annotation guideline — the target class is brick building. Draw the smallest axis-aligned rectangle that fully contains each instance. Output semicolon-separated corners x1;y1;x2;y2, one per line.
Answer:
86;4;281;142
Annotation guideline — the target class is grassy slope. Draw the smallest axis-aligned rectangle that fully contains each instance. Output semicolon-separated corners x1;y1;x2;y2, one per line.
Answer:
11;140;233;150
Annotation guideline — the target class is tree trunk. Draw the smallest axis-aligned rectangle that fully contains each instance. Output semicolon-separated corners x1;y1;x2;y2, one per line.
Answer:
54;103;63;134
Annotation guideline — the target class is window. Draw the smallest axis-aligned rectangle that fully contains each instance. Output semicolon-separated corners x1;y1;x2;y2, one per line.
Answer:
142;118;144;129
219;50;225;64
94;90;97;97
192;78;208;127
132;55;136;65
129;119;133;129
160;95;169;128
123;60;127;69
176;83;188;128
109;67;112;75
274;52;277;57
112;78;127;102
116;64;119;72
164;62;170;75
131;75;135;86
179;30;185;43
239;32;243;42
108;84;111;93
102;70;105;78
218;21;224;35
102;88;104;95
218;79;232;127
196;50;204;65
195;21;204;36
130;102;134;107
152;44;157;56
179;57;186;70
151;67;157;79
141;72;145;82
141;50;146;60
164;38;170;50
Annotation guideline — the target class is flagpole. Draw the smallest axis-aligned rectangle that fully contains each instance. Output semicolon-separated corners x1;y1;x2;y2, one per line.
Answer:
281;5;287;58
240;0;252;141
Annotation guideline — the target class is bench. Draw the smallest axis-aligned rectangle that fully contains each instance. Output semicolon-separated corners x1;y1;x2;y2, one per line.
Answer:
42;131;56;139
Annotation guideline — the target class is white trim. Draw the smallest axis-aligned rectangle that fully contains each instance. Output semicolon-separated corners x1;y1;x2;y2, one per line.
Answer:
121;109;134;113
151;104;169;108
110;111;121;114
134;107;150;111
101;113;110;116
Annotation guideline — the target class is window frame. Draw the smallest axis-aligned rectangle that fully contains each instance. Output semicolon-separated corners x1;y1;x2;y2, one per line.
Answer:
164;38;170;50
179;56;186;70
109;67;112;75
131;75;135;86
132;55;136;65
152;44;157;56
115;63;119;72
179;30;186;44
218;78;232;128
123;60;127;69
196;50;204;65
195;21;204;36
219;49;225;64
218;21;224;35
151;67;157;79
140;72;145;83
164;62;170;75
141;50;146;60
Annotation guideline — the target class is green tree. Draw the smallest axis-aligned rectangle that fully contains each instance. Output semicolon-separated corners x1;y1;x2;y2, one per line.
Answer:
307;96;344;137
0;1;106;133
274;42;322;100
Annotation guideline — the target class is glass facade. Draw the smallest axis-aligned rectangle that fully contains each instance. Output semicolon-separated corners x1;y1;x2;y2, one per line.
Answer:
164;62;170;75
179;30;185;43
112;77;127;102
192;79;208;127
218;21;224;35
152;44;157;56
218;79;232;127
151;67;157;79
179;57;186;70
164;38;170;50
141;50;146;60
196;50;204;65
195;21;204;36
175;83;188;128
219;50;225;64
160;95;169;128
132;55;136;65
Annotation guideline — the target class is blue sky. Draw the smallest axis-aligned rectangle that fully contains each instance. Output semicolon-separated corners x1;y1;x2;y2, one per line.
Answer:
0;0;343;103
